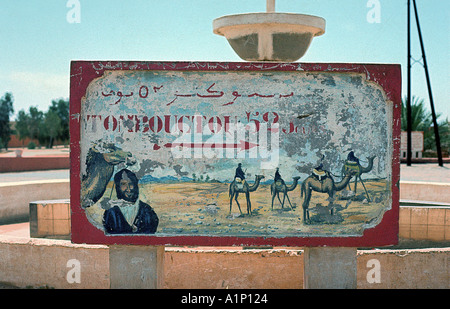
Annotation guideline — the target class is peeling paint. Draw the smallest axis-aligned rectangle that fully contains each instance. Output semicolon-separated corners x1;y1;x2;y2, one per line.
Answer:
70;62;400;246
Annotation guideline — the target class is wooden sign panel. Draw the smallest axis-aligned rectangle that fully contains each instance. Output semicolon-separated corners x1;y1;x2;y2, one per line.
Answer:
70;61;401;247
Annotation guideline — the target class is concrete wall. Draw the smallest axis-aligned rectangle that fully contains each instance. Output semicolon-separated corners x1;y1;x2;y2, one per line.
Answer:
357;248;449;289
2;197;449;289
164;247;303;289
0;181;448;289
0;180;70;225
29;200;71;239
0;235;109;289
0;235;448;289
0;157;69;173
400;206;450;242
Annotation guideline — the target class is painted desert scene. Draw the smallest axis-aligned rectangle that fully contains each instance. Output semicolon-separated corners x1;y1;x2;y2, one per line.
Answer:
80;69;394;239
140;176;390;237
85;166;391;238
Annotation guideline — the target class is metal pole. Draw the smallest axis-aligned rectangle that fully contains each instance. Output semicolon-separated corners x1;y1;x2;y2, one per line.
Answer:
412;0;444;166
407;0;412;166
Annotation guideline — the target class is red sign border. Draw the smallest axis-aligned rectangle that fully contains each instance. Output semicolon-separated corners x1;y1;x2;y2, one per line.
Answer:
70;61;401;247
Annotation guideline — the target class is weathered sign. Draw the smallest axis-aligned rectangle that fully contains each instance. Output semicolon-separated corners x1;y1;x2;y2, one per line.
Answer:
401;131;424;159
70;61;401;246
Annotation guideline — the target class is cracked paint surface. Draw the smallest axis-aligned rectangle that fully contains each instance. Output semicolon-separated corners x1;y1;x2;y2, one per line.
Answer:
76;65;396;241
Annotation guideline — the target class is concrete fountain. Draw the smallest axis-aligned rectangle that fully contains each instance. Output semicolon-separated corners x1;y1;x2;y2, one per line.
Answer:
213;0;325;62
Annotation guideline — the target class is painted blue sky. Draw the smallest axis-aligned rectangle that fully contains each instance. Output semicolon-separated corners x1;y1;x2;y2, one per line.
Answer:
0;0;448;120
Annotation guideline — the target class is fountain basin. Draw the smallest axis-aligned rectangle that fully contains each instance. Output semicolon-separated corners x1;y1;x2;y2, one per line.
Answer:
213;13;325;62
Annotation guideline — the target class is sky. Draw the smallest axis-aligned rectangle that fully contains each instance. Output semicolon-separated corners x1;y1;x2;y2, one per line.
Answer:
0;0;448;121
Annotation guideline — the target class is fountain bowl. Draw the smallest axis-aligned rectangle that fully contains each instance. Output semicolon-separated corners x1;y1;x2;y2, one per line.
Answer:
213;13;325;62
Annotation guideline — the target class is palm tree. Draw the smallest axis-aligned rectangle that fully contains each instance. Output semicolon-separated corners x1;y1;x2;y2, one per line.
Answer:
401;96;433;131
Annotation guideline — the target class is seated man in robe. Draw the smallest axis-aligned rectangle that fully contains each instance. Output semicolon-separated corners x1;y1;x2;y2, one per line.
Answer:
343;151;361;176
103;168;159;234
274;167;285;186
235;163;246;182
346;151;360;165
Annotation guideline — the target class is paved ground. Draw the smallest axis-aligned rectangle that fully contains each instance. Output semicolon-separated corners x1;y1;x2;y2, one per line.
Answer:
400;163;450;183
0;169;70;183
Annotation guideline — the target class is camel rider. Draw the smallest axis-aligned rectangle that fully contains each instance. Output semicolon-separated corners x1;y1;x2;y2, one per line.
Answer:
344;151;360;175
312;163;329;182
347;151;360;165
274;167;285;185
235;163;246;184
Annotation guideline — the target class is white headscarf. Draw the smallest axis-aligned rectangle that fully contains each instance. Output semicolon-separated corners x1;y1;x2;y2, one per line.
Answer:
109;199;139;226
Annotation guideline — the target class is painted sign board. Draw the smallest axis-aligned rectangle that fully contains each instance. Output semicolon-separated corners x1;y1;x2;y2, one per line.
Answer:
70;61;401;247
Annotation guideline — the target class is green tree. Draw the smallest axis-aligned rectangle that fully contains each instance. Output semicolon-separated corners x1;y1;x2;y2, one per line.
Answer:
15;106;44;147
28;106;44;142
0;92;14;150
15;110;30;142
401;96;433;131
40;109;62;148
14;98;69;149
49;98;69;144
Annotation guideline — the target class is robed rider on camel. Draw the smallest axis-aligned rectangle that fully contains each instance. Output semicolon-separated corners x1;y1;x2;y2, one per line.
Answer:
235;163;246;183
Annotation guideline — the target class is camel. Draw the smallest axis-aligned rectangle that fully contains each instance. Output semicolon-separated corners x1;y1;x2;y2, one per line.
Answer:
81;143;134;208
300;170;356;224
270;176;300;210
229;175;265;216
341;155;376;202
